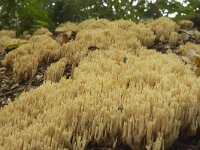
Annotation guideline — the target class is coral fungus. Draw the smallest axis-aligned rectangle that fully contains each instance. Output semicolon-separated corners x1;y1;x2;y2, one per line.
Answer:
0;48;199;150
0;18;200;150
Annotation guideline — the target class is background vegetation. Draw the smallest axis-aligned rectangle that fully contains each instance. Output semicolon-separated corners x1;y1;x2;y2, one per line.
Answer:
0;0;200;34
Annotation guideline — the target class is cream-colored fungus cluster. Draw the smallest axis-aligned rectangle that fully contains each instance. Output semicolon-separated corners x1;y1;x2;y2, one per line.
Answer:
0;48;199;150
44;58;68;82
147;17;180;42
33;28;53;37
0;30;26;52
179;20;194;29
1;17;186;82
0;18;200;149
13;54;38;82
0;30;16;38
1;35;61;82
179;42;200;75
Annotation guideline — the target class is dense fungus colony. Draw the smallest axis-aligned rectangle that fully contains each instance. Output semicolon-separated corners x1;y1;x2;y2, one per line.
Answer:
0;30;16;38
0;30;26;53
13;54;38;82
147;17;179;42
0;17;200;150
44;58;68;82
33;28;53;37
179;20;194;29
179;42;200;75
2;35;61;82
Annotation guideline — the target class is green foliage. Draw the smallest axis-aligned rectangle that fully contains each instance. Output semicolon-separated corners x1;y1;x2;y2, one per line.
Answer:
0;0;17;29
0;0;53;34
0;0;200;34
19;0;54;34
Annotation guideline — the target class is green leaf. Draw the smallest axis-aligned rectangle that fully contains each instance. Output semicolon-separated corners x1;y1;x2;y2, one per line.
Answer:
123;57;128;63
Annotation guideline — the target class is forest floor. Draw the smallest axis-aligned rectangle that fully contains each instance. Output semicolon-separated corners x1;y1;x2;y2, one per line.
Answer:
0;24;200;150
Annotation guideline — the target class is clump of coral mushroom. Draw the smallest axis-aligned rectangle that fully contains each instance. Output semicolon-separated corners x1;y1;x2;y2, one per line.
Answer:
0;30;26;52
0;17;200;150
147;17;180;42
0;48;200;150
1;17;184;82
179;42;200;75
33;27;53;37
1;35;61;82
13;54;38;82
0;30;16;38
44;57;68;82
179;20;194;29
